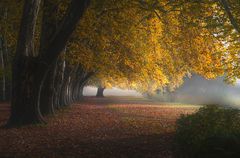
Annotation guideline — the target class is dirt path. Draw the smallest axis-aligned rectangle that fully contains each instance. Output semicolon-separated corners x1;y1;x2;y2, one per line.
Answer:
0;97;199;158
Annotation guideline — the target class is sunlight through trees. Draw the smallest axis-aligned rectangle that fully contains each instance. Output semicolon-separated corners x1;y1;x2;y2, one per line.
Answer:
0;0;240;125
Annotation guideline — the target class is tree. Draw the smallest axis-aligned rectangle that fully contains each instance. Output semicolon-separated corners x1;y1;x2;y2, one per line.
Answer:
137;0;240;84
0;1;21;101
217;0;240;83
8;0;90;126
65;0;226;96
3;0;240;127
96;86;105;97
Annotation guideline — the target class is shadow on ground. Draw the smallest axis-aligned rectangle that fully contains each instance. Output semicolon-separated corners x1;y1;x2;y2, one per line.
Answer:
0;134;173;158
0;97;197;158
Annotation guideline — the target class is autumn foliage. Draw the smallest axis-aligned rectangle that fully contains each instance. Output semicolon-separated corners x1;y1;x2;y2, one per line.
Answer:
0;0;240;125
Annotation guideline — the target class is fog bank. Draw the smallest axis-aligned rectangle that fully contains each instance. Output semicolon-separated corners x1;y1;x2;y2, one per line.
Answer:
155;75;240;108
83;86;142;97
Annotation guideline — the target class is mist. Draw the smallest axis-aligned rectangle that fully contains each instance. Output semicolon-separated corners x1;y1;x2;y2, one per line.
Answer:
154;74;240;108
83;76;240;108
83;86;142;97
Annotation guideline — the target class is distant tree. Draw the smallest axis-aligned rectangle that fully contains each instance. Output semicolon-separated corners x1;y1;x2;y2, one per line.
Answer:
96;86;105;97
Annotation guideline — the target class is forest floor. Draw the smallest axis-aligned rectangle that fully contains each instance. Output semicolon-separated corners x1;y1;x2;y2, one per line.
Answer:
0;97;200;158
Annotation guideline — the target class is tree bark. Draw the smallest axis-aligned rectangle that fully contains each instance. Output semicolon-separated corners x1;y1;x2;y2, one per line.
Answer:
0;9;11;101
96;86;105;97
54;58;65;109
40;62;57;116
0;36;6;101
8;0;44;126
8;0;90;126
9;57;47;125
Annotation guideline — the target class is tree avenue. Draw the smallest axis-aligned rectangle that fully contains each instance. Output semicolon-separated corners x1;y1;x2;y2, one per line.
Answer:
0;0;239;126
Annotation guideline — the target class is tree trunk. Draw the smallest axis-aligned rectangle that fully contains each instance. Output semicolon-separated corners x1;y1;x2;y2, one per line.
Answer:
0;7;9;101
40;62;57;116
79;85;84;98
8;0;43;126
8;0;90;126
54;58;65;109
74;70;94;100
96;86;105;97
0;36;6;101
9;57;47;125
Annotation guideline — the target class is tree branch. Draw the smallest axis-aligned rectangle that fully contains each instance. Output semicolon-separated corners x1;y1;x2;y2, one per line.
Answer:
39;0;90;65
219;0;240;33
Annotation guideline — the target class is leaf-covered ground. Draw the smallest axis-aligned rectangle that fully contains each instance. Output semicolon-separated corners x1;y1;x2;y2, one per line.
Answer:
0;97;199;158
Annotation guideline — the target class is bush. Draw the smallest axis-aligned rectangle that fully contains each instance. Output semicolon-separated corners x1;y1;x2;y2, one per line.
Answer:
175;105;240;158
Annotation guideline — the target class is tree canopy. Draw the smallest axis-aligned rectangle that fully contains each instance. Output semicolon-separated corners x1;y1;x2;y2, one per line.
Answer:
65;0;232;94
0;0;240;125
